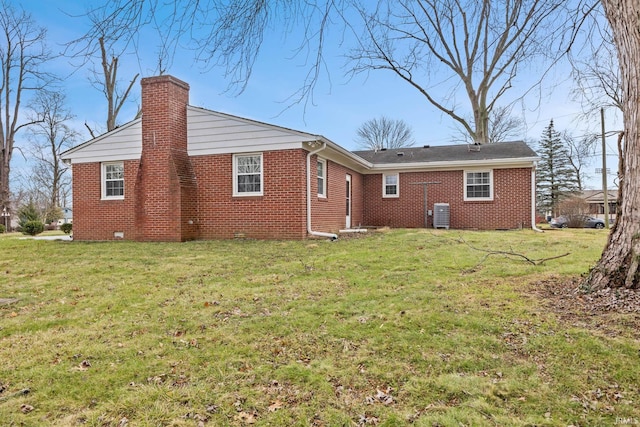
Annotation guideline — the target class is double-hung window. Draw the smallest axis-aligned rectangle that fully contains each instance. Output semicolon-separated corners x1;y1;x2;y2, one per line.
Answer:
102;162;124;199
383;173;399;198
317;159;327;197
234;153;263;196
464;170;493;201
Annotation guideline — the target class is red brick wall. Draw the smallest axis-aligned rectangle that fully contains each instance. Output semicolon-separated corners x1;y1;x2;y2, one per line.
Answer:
363;168;532;230
310;157;364;232
136;75;197;241
71;161;139;240
192;149;309;239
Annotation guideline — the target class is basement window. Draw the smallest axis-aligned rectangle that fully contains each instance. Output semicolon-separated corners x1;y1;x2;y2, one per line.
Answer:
233;153;263;196
102;162;125;199
464;170;493;201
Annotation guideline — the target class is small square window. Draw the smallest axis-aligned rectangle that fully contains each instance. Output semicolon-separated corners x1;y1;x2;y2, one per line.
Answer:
383;173;399;198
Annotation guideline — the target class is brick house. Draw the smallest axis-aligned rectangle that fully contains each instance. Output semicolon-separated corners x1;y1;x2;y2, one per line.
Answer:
62;75;539;241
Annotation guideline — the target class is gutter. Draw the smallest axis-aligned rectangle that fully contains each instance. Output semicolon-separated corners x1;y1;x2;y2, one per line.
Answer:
531;165;544;233
306;142;338;240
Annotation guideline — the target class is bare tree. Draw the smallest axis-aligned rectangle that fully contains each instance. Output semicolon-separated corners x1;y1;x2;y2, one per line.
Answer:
67;10;140;136
570;7;622;116
0;1;53;231
94;36;139;133
561;131;597;191
488;106;526;144
454;105;525;144
355;116;414;150
25;91;77;216
350;0;566;144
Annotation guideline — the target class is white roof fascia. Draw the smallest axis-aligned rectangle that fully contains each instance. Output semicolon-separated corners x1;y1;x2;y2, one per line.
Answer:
365;157;539;173
308;137;373;172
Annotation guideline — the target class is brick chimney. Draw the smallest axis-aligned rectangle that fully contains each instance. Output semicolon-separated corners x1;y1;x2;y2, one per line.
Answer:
135;75;199;241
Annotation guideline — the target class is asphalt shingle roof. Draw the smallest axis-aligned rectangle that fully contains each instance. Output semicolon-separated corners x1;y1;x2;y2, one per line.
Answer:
352;141;537;164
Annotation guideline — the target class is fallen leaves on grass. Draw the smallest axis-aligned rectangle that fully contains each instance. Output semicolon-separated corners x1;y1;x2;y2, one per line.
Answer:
72;360;91;371
365;387;394;405
20;403;34;413
357;413;379;425
531;276;640;338
267;399;284;412
234;410;257;424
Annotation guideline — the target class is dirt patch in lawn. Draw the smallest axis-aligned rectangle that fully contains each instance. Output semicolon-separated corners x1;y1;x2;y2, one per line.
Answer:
530;276;640;339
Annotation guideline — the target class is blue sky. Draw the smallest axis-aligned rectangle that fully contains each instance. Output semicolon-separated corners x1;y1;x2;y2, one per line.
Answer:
12;0;621;190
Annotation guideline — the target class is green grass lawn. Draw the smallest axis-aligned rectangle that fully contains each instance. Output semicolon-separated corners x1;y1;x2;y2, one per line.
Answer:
1;228;638;426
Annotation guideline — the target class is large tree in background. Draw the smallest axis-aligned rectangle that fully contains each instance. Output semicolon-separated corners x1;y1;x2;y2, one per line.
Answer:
355;117;414;150
79;0;565;144
68;11;139;137
562;131;597;192
570;7;622;116
454;105;526;144
536;120;579;217
24;91;77;218
349;0;565;145
0;1;53;230
93;36;139;134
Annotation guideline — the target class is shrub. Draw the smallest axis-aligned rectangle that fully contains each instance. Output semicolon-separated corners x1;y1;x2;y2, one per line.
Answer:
60;223;72;234
560;197;590;228
18;202;41;229
22;220;45;236
0;224;5;233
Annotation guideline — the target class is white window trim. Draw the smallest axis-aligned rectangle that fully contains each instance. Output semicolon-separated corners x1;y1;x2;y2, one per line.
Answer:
101;161;125;200
317;158;327;198
382;173;399;198
464;169;494;201
233;152;263;197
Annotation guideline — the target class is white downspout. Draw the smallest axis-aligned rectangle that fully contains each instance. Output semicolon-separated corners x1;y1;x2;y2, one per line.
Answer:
306;142;338;240
531;165;544;233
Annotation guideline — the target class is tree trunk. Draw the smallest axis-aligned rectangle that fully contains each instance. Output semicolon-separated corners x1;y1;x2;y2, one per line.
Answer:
583;0;640;290
0;150;10;229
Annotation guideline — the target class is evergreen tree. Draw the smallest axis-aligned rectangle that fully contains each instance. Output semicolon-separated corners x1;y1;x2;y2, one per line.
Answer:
536;120;579;217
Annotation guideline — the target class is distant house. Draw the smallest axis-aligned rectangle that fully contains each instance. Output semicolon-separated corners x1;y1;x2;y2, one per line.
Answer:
61;75;539;241
57;207;73;225
581;189;618;218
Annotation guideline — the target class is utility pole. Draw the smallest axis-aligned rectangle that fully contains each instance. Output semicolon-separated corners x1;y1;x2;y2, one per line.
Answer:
601;108;610;229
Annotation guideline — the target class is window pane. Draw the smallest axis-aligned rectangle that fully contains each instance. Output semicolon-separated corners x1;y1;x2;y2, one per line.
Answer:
105;164;123;180
237;174;261;193
237;155;261;173
106;180;124;196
